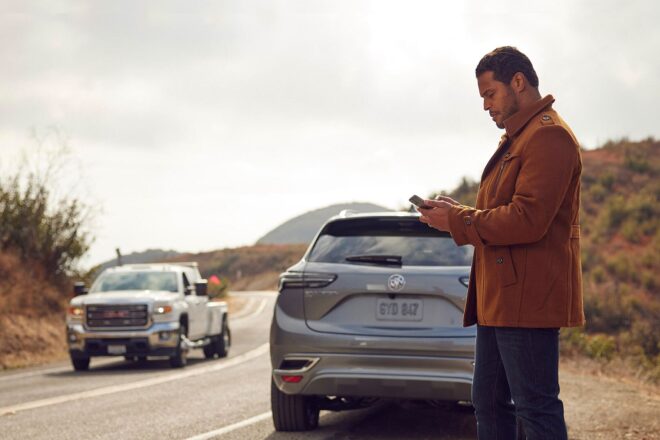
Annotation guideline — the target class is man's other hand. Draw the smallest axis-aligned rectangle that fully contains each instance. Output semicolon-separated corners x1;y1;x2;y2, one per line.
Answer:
434;195;460;206
418;199;453;232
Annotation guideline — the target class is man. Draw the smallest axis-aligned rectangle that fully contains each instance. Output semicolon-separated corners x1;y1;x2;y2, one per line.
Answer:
418;46;584;439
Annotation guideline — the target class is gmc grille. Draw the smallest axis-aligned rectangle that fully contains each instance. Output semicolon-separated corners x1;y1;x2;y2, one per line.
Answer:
86;304;149;328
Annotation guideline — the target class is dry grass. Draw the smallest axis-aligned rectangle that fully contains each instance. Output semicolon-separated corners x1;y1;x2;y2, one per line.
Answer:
561;357;660;439
0;315;68;369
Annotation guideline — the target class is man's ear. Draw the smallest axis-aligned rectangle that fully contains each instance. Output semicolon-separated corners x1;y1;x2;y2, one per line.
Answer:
510;72;526;93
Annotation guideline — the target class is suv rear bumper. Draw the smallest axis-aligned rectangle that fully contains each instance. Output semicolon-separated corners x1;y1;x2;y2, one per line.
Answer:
272;352;473;401
67;321;180;358
270;305;475;401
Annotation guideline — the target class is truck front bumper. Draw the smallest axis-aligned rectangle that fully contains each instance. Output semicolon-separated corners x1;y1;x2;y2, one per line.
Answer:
67;321;180;358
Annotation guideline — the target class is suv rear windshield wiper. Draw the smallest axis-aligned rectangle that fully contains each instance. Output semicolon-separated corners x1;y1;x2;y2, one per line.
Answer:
345;255;402;266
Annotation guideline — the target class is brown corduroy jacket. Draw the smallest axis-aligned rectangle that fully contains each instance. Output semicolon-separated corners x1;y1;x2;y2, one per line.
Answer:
448;95;585;328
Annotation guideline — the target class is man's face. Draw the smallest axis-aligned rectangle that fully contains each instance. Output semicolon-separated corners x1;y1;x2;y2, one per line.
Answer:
478;71;519;129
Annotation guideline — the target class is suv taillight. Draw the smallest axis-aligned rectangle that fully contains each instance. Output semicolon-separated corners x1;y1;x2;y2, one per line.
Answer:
279;271;337;290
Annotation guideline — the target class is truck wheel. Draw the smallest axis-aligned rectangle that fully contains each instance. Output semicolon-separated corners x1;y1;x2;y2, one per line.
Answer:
271;379;319;431
71;355;90;371
216;320;230;358
203;343;216;359
169;323;188;368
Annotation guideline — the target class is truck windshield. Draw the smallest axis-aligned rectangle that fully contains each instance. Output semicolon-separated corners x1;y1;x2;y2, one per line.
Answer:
90;272;178;293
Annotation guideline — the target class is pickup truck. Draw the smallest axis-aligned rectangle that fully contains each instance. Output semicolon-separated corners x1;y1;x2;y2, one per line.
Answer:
66;262;230;371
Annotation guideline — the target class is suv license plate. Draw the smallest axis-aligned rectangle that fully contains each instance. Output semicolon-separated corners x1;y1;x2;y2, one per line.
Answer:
108;344;126;355
376;298;423;321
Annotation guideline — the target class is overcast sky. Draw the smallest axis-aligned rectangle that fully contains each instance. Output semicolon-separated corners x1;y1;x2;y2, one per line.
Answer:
2;0;658;267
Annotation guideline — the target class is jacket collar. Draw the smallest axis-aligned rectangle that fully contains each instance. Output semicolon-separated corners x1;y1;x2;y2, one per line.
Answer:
503;94;555;138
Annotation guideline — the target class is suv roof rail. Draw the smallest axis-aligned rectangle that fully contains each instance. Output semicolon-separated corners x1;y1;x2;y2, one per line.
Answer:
338;209;358;218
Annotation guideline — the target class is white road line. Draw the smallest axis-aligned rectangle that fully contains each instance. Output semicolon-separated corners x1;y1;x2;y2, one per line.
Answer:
0;298;269;384
185;411;272;440
0;343;269;416
0;359;120;383
232;298;268;321
229;298;259;320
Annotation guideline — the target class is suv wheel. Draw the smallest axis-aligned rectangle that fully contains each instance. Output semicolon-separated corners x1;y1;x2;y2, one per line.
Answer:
271;379;319;431
169;323;188;368
71;355;90;371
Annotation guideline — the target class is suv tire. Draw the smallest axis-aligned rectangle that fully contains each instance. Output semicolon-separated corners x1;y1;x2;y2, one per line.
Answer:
271;379;319;431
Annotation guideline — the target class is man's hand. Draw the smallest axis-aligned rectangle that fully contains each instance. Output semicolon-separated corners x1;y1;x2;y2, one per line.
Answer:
433;195;460;206
418;199;454;232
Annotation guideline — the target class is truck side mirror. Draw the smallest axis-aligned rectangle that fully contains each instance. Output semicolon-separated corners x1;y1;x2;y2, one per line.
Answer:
195;280;208;296
73;282;88;296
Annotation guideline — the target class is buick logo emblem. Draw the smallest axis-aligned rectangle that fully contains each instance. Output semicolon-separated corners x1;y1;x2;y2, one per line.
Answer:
388;274;406;291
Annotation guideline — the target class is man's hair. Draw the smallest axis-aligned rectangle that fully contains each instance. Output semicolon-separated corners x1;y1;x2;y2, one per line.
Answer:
476;46;539;88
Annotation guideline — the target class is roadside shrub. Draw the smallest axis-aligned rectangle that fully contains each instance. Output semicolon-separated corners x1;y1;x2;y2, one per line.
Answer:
588;183;607;203
0;147;92;280
585;334;617;361
598;172;616;190
207;275;230;299
601;195;628;230
591;265;606;284
624;146;651;172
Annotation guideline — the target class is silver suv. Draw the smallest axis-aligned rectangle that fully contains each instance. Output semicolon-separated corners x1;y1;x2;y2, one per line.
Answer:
270;211;475;431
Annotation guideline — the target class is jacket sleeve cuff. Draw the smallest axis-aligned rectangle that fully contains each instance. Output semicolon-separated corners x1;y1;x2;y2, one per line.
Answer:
448;206;485;248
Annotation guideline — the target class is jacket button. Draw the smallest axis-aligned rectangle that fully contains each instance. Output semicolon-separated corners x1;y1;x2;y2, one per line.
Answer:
464;217;472;225
496;257;504;264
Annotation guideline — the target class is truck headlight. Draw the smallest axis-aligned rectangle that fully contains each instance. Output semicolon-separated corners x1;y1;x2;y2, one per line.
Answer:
154;305;173;314
67;306;84;317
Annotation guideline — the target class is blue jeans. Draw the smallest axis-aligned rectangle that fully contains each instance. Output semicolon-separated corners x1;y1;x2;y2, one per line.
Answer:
472;325;568;440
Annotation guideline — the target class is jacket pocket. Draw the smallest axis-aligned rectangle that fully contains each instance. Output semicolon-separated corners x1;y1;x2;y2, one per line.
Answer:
486;245;518;287
490;152;521;198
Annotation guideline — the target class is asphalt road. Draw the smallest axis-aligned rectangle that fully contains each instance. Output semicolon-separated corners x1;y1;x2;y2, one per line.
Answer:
0;292;477;440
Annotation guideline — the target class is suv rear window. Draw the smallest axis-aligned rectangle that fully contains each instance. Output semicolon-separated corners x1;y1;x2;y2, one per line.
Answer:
307;217;473;266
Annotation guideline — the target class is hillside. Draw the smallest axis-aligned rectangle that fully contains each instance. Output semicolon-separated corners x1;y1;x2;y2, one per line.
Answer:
95;248;183;272
428;138;660;381
169;244;308;291
256;202;391;245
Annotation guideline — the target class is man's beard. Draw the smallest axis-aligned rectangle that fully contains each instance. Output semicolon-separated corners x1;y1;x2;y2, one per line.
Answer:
498;90;519;129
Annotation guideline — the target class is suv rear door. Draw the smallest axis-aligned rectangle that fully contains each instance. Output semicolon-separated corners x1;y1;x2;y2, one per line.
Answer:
302;216;473;338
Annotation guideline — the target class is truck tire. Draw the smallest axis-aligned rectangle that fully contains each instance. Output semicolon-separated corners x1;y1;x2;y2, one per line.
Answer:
71;355;90;371
203;343;216;359
216;319;230;358
271;379;319;431
169;323;188;368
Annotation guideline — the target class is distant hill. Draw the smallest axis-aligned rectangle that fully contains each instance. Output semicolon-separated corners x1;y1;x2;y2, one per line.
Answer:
169;244;308;291
256;202;391;245
95;248;183;272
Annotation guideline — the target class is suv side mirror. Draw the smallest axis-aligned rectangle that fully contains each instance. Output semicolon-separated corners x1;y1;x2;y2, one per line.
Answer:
195;280;208;296
73;282;88;296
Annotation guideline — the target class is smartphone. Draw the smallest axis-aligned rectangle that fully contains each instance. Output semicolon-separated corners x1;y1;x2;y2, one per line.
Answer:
409;195;432;209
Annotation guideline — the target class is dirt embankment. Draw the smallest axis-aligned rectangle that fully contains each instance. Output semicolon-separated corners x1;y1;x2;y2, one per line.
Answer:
561;357;660;439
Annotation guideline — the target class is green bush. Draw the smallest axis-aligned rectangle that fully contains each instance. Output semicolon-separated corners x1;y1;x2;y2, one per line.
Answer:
0;148;91;279
585;334;617;361
591;265;606;284
598;172;616;190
